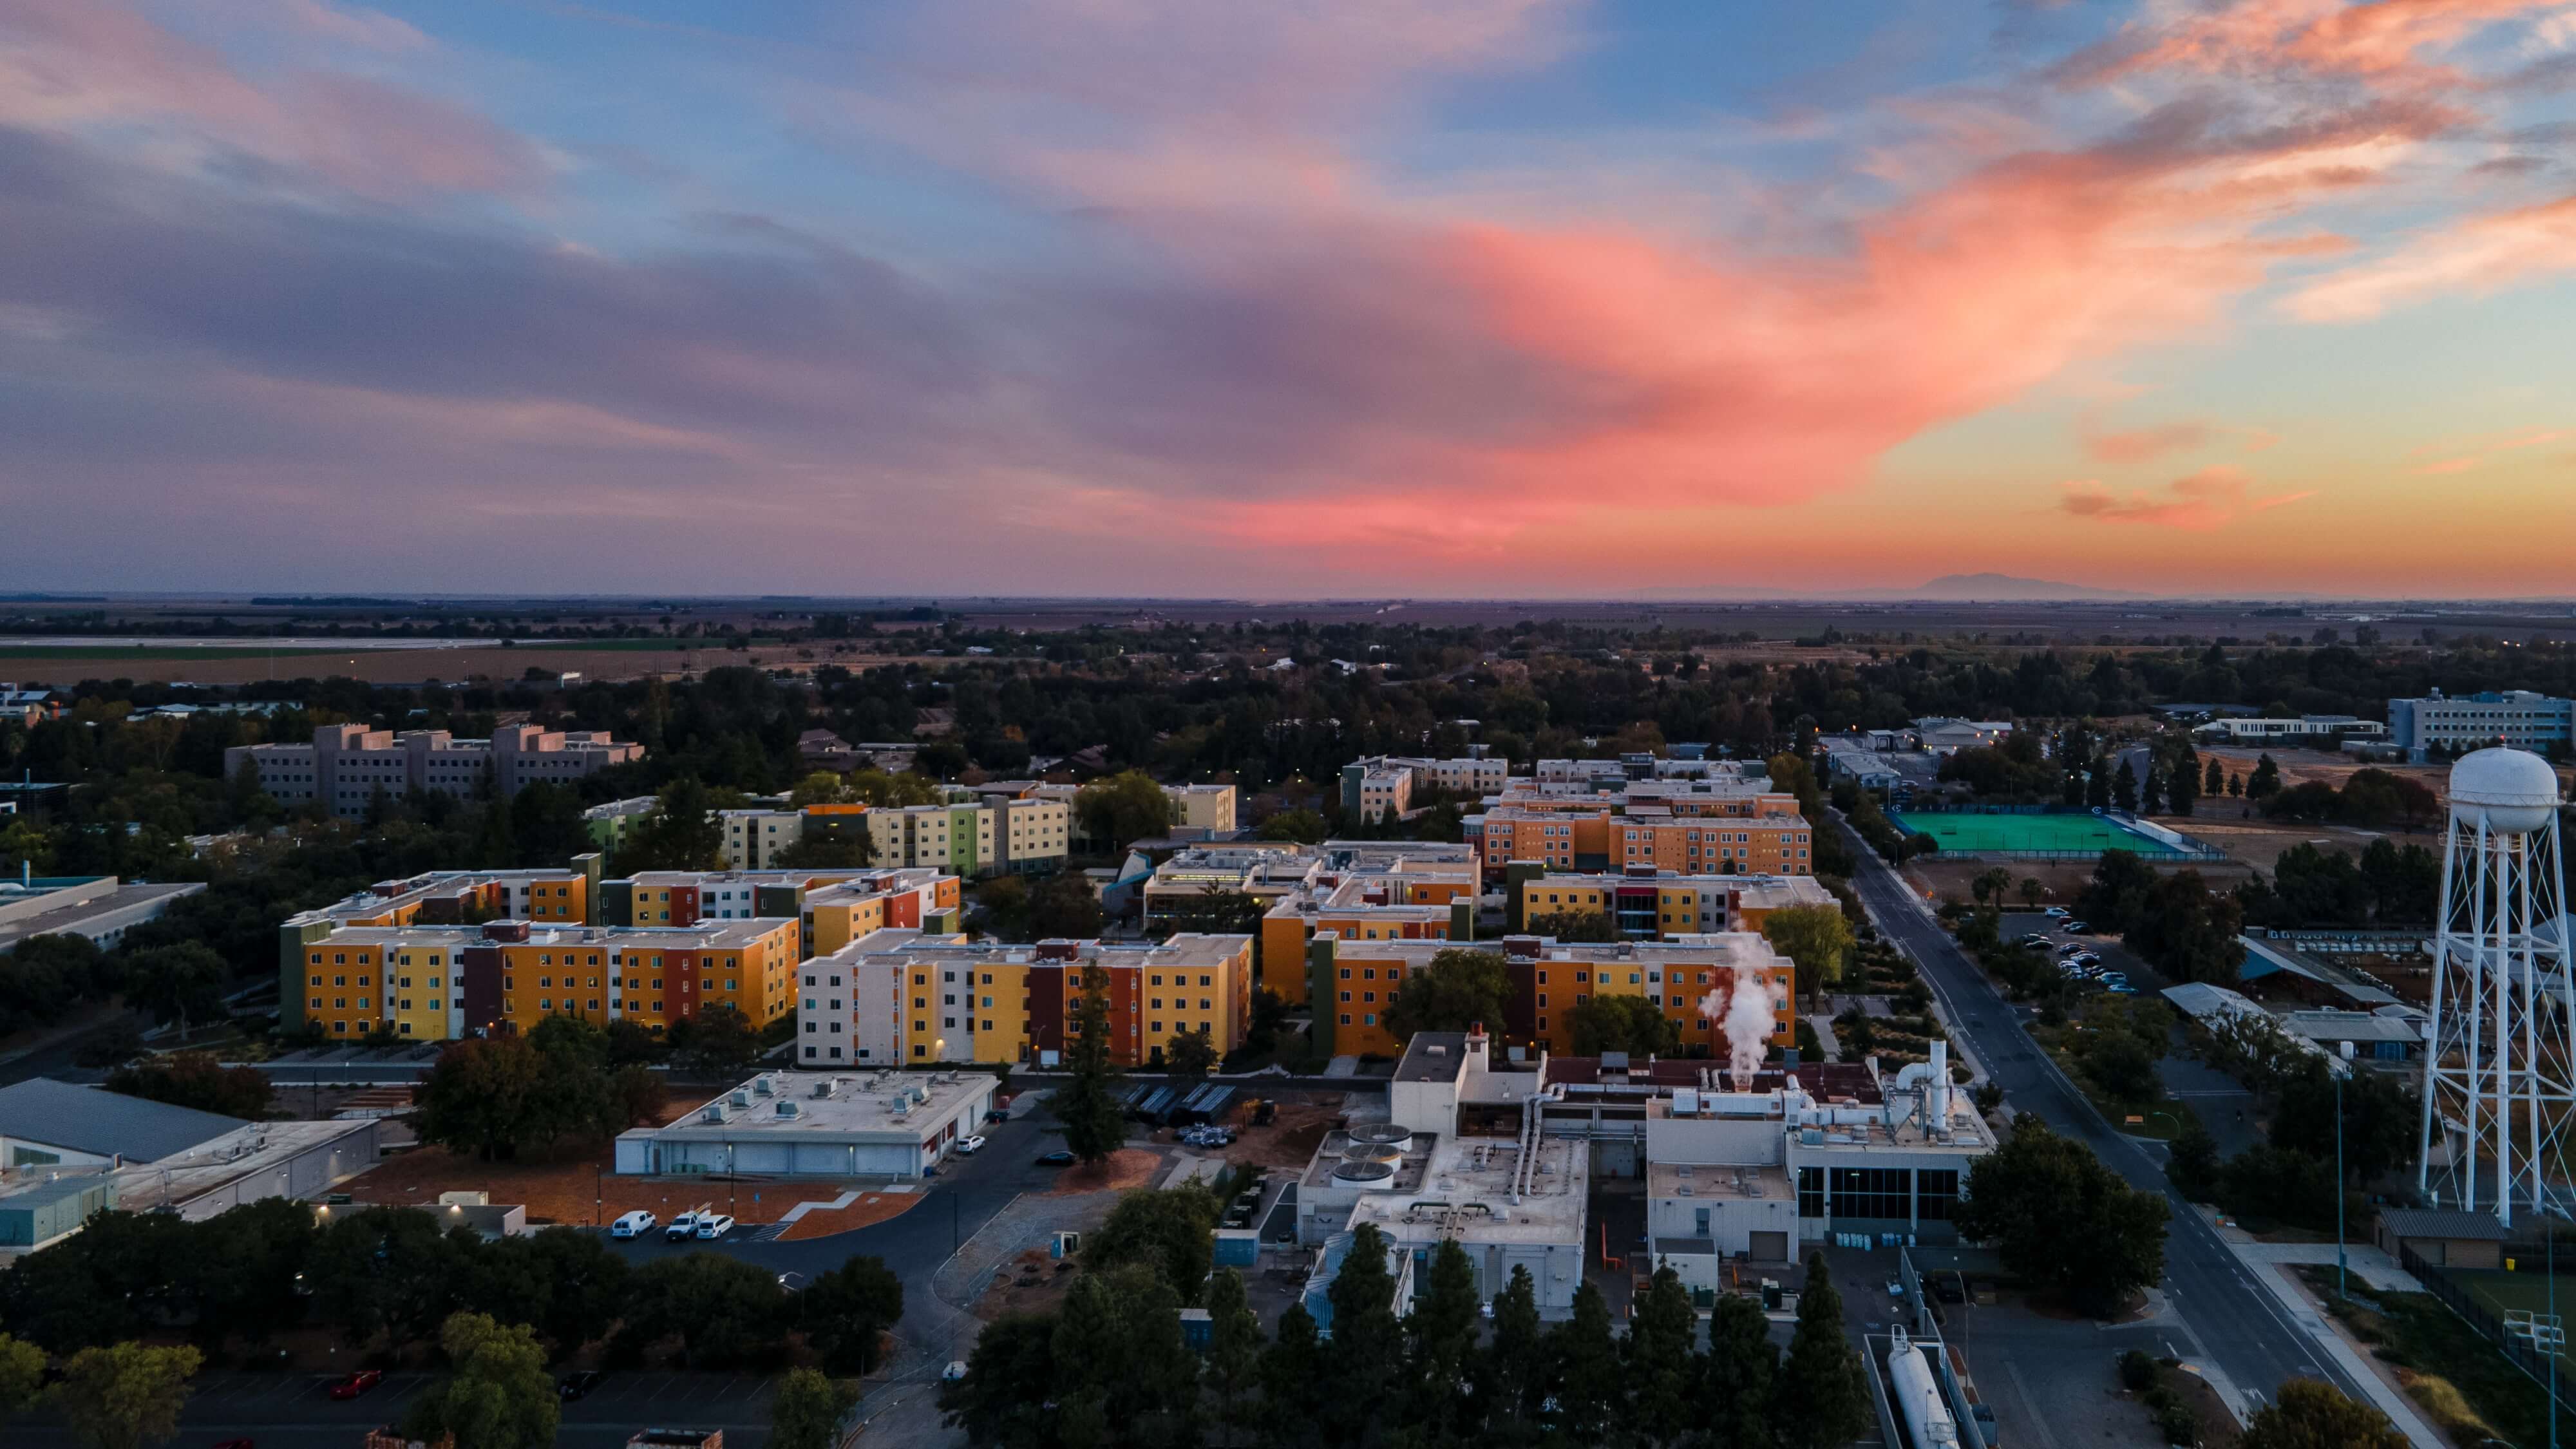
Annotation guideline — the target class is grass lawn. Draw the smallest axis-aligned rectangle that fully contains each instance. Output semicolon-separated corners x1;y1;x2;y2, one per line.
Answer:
0;645;361;661
2449;1269;2576;1376
1888;808;2186;857
2304;1265;2576;1447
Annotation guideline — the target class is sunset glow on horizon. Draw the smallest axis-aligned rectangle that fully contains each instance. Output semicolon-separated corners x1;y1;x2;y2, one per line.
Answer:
5;0;2575;597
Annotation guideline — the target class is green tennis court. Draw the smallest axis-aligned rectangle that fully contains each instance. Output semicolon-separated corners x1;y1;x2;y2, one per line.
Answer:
1886;810;2183;857
2449;1269;2576;1374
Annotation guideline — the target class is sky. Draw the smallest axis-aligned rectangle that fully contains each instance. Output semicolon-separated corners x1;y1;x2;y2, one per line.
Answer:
5;0;2576;600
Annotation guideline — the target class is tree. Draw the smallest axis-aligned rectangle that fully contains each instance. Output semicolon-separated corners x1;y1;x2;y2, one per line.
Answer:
942;1314;1061;1448
1202;1267;1264;1446
2111;759;2139;813
402;1312;558;1449
1321;1225;1402;1446
2275;1058;2416;1185
49;1343;202;1449
1775;1253;1866;1449
1700;1292;1778;1449
1075;771;1175;852
1380;948;1510;1039
1564;992;1680;1057
2080;1029;2159;1103
2075;849;2158;936
122;943;230;1041
614;1253;788;1368
1027;873;1104;941
2204;757;2226;797
1053;1264;1200;1449
672;1002;758;1080
1547;1280;1622;1442
1486;1262;1550;1431
2141;765;2165;816
1523;909;1619;943
789;771;852;807
1056;967;1129;1164
455;1227;630;1357
105;1051;271;1120
768;1368;858;1449
2168;745;2201;817
2166;1114;2221;1201
1954;1119;2168;1316
0;1332;44;1414
1404;1240;1481;1442
1761;904;1853;1013
1258;1301;1327;1448
1257;808;1327;845
2018;876;2045;910
189;1197;321;1347
1088;1184;1222;1299
1164;1025;1217;1080
1625;1266;1698;1445
616;776;726;872
2239;1378;2408;1449
773;832;873;869
417;1036;547;1160
307;1206;477;1350
2246;753;2282;800
2126;869;2245;983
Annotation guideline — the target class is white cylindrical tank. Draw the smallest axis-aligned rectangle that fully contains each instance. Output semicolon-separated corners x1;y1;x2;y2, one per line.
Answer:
2450;746;2563;835
1888;1335;1959;1448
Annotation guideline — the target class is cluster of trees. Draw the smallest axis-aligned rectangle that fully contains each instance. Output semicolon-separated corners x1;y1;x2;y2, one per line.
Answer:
2065;997;2177;1106
415;1014;675;1160
1956;1119;2170;1316
2258;768;2439;830
946;1197;1870;1449
2074;853;2246;983
104;1050;274;1119
2240;840;2441;927
975;873;1104;942
0;1334;205;1449
0;1197;902;1374
2168;1039;2418;1232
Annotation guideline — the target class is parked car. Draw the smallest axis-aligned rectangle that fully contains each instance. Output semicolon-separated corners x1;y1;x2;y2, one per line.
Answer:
327;1370;382;1401
2065;920;2093;935
664;1210;701;1241
943;1361;970;1382
694;1214;734;1240
558;1371;603;1401
2105;983;2139;996
956;1134;988;1155
2043;906;2070;918
610;1210;657;1239
1933;1276;1965;1304
2056;943;2086;957
1036;1150;1076;1166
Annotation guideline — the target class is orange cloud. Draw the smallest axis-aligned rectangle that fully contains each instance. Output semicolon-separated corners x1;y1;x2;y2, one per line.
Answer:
2288;195;2576;319
2060;466;2316;529
2071;0;2568;87
2084;419;2213;463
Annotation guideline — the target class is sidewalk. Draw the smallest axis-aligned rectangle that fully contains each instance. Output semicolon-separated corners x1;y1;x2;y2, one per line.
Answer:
2219;1227;2446;1448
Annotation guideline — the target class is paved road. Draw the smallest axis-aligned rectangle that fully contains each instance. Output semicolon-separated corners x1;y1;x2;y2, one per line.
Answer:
1832;813;2365;1412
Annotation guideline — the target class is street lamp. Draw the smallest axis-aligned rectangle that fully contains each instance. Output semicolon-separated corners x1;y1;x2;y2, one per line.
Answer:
2336;1041;2353;1302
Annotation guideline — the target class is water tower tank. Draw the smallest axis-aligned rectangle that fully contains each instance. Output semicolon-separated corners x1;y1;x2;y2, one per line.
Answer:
2450;747;2562;834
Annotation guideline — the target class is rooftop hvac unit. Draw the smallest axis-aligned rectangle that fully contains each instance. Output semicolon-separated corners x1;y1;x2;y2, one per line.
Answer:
813;1080;837;1099
703;1104;727;1124
776;1101;800;1119
753;1076;774;1097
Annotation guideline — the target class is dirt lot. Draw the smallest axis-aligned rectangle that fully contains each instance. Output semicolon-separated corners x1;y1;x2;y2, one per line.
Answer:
973;1247;1088;1318
339;1099;925;1233
1045;1147;1163;1196
2164;815;2429;875
2195;746;2452;801
1212;1093;1345;1172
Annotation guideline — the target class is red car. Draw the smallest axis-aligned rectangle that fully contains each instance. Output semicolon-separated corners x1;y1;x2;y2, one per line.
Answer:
326;1369;382;1400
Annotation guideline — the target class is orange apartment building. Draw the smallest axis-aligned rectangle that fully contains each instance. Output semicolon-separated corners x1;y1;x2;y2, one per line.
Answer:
1256;859;1483;1003
1303;931;1795;1062
808;930;1255;1069
1474;802;1815;880
290;916;801;1041
1513;868;1839;939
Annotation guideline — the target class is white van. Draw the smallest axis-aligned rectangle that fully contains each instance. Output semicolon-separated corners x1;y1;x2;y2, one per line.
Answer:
694;1214;735;1240
609;1210;657;1239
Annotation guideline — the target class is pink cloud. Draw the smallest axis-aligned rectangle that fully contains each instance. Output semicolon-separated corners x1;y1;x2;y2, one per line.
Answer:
2060;466;2315;529
2287;194;2576;319
2070;0;2570;87
0;0;543;197
2083;419;2214;463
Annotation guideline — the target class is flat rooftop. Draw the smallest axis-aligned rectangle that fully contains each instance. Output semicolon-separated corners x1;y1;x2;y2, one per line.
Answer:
1548;1057;1884;1103
1394;1032;1472;1084
641;1070;991;1140
0;1117;377;1214
305;919;793;949
1648;1160;1792;1204
1347;1133;1587;1245
0;880;201;949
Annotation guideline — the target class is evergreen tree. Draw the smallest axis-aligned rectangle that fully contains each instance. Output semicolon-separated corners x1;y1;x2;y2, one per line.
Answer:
2112;759;2139;813
2085;754;2112;809
1405;1240;1482;1441
2228;770;2244;797
2202;755;2224;799
1485;1265;1549;1434
2247;753;2282;800
2168;746;2200;816
1202;1267;1263;1447
767;1368;858;1449
2166;1113;2222;1202
1625;1266;1699;1446
1052;1264;1199;1449
1775;1255;1866;1449
1696;1293;1777;1449
1258;1303;1326;1449
1056;967;1129;1164
1546;1281;1622;1442
2141;765;2165;815
1321;1225;1403;1445
474;790;517;871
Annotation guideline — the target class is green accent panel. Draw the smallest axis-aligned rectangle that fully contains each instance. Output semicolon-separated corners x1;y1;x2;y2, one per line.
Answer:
599;880;635;928
1450;898;1475;942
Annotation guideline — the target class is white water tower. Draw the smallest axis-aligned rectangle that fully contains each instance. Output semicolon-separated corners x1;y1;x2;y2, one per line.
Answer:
2417;746;2571;1227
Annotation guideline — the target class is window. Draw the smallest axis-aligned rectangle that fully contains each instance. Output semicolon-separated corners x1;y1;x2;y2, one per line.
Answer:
1826;1167;1913;1221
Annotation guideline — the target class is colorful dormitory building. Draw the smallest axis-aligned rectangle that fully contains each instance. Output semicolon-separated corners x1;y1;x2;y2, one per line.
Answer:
288;916;802;1042
279;862;959;1040
717;788;1071;876
799;930;1256;1068
1305;932;1797;1062
1509;868;1839;939
1140;840;1480;933
1470;775;1816;882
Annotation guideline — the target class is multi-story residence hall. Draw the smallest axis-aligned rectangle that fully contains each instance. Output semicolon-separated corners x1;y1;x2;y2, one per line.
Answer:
1341;754;1513;822
715;789;1071;876
1302;931;1796;1060
1141;840;1479;935
279;862;958;1036
799;930;1254;1068
1470;772;1817;882
1510;868;1839;939
228;724;643;818
289;916;800;1041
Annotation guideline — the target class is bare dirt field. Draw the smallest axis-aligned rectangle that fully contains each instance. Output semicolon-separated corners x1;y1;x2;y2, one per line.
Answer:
2165;815;2438;875
0;641;962;688
2195;746;2451;801
1045;1147;1163;1196
1213;1093;1345;1172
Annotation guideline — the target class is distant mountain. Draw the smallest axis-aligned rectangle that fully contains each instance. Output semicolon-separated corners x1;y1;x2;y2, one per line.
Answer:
1857;573;2160;601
